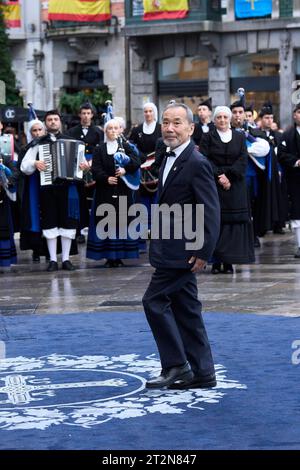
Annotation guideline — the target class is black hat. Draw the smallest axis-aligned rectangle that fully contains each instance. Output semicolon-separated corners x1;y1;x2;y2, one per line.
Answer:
230;98;245;111
259;101;273;117
245;103;254;113
198;97;212;111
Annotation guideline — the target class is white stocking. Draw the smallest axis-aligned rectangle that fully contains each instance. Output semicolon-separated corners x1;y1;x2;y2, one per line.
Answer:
61;236;72;262
46;238;57;262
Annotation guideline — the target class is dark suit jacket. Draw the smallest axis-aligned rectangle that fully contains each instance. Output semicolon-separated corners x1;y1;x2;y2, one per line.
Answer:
149;141;220;269
67;124;104;156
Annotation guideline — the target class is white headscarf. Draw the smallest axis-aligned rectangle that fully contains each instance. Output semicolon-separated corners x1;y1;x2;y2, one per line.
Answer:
143;102;158;134
213;106;233;143
27;119;45;143
213;106;232;121
104;118;120;153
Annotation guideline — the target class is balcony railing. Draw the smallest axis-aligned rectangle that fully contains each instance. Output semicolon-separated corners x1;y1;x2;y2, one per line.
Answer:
45;20;112;38
125;0;222;26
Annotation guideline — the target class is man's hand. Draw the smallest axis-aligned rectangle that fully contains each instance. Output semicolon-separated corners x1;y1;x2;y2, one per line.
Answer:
35;161;46;172
188;256;207;273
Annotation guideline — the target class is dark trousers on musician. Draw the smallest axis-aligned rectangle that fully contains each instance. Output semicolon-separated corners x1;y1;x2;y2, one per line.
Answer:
142;268;215;376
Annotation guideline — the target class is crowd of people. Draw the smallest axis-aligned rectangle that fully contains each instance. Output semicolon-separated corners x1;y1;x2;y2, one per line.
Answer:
1;95;300;274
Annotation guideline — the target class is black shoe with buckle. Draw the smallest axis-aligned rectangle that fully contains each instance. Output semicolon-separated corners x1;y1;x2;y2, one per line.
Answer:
46;261;58;272
168;373;217;390
146;362;193;389
62;260;76;271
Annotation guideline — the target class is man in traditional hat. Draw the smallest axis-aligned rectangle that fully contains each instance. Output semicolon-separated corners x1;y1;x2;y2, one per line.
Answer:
192;98;214;146
278;104;300;258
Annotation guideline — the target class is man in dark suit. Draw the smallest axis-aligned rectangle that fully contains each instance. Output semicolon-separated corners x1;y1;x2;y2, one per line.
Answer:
142;103;220;389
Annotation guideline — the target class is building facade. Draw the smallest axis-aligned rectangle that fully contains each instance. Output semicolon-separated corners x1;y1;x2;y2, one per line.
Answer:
6;0;127;118
124;0;300;129
5;0;300;128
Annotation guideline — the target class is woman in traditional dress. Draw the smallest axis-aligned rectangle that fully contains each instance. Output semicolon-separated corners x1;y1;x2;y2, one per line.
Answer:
86;119;141;267
0;120;17;268
199;106;255;274
128;102;161;229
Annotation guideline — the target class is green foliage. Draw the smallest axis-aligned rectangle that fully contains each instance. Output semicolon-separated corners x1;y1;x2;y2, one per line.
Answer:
59;88;112;115
0;5;22;105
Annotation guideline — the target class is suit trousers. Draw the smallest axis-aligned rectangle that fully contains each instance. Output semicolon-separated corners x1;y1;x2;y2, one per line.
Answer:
143;268;215;375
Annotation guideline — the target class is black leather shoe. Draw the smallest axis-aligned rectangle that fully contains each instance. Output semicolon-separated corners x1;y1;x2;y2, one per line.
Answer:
32;251;40;263
254;236;261;248
46;261;58;272
76;234;86;244
295;248;300;259
62;260;76;271
273;227;285;235
223;263;234;274
113;259;124;267
168;373;217;390
104;259;115;268
146;362;193;389
211;263;221;274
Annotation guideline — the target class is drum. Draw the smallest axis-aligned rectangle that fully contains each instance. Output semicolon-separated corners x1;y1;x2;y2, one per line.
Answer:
140;152;158;194
0;134;14;160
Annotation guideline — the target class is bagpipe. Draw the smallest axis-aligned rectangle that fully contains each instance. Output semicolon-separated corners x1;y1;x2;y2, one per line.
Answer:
140;151;158;194
0;152;16;202
234;88;270;174
113;137;140;194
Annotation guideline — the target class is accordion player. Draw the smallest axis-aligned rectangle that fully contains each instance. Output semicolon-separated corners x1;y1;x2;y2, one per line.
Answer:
38;139;86;186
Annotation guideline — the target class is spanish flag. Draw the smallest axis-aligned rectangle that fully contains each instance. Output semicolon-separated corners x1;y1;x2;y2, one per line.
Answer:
143;0;189;21
1;1;21;28
48;0;111;22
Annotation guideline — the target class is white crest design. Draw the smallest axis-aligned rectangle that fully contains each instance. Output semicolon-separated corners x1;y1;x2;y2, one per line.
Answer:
0;354;247;430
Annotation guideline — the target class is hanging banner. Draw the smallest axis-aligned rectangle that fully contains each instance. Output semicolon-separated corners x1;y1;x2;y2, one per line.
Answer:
235;0;272;19
143;0;189;21
48;0;111;22
1;1;21;28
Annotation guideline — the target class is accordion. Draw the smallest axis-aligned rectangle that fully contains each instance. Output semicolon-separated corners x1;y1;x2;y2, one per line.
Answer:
38;139;85;186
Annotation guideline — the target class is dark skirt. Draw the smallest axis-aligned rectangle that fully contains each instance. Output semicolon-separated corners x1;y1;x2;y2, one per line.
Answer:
213;221;255;264
86;197;139;261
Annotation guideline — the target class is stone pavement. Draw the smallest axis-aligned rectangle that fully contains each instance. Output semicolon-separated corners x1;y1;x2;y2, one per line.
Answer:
1;230;300;317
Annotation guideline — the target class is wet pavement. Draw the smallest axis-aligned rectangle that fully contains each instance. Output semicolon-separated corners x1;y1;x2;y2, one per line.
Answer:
1;229;300;317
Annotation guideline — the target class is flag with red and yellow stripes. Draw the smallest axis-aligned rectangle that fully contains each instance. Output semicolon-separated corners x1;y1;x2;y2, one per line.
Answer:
48;0;111;22
1;1;21;28
143;0;189;21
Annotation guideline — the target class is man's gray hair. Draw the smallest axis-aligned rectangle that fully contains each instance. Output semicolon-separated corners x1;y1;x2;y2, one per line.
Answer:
163;102;194;124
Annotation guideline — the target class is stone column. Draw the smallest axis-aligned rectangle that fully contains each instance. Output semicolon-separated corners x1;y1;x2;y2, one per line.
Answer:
129;39;154;124
279;31;294;128
208;66;229;109
294;0;300;16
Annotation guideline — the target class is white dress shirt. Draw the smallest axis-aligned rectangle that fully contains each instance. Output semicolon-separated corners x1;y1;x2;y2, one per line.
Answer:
162;139;190;186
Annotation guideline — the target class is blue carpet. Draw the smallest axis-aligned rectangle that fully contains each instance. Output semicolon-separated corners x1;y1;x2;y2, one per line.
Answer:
0;311;299;450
